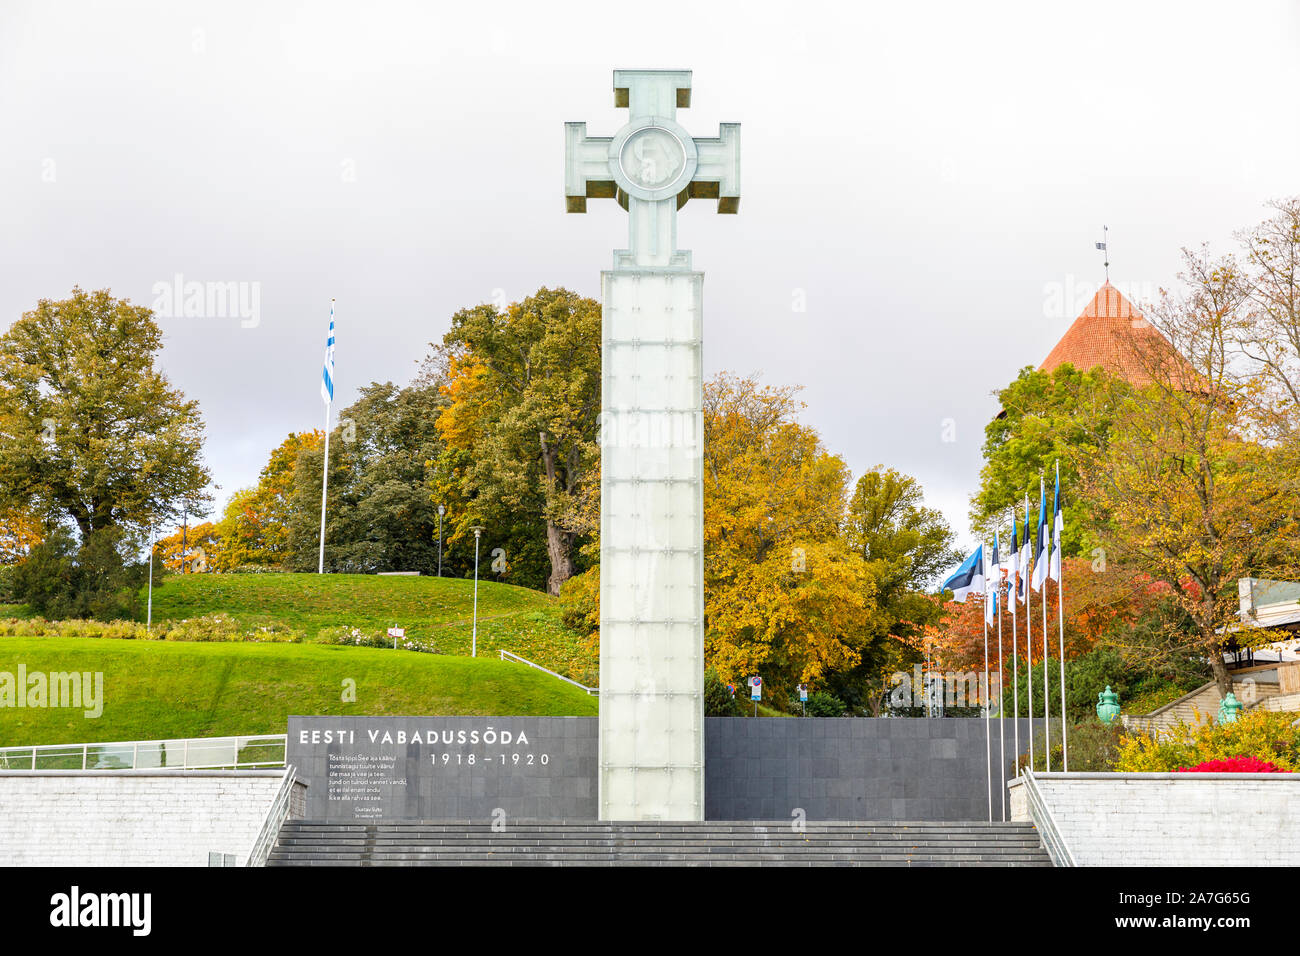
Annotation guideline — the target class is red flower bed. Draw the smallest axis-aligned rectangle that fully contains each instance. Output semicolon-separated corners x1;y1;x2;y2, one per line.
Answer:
1177;756;1291;773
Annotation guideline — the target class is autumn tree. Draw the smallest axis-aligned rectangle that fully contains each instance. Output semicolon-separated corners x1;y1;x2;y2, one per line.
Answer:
1083;246;1300;698
702;374;883;704
430;288;601;595
219;431;322;570
0;288;211;539
153;521;221;573
1233;197;1300;437
832;466;960;712
0;505;42;564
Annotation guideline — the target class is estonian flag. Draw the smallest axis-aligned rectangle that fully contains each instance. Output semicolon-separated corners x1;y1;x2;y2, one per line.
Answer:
1031;479;1049;592
1049;465;1063;583
942;545;985;602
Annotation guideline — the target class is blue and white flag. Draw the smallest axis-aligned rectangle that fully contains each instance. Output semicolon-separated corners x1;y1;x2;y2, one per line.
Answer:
1049;463;1063;583
1031;478;1049;591
942;545;985;602
321;301;335;406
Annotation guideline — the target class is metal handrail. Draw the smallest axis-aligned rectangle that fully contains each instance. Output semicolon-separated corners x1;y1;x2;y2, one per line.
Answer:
0;734;288;771
245;765;297;867
1021;771;1077;867
498;649;598;695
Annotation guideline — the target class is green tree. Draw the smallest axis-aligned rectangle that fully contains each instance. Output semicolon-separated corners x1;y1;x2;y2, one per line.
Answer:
11;526;153;620
0;288;211;537
431;288;601;595
704;668;745;717
287;382;450;574
970;364;1115;555
832;466;960;713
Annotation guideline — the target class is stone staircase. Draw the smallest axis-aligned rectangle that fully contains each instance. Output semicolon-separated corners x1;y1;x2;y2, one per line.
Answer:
267;820;1052;866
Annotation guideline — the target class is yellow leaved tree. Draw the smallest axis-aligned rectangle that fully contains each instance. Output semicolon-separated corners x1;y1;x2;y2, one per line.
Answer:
703;374;882;705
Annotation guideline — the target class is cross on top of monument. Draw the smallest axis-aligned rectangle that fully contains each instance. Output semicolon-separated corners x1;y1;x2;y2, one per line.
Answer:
565;69;740;271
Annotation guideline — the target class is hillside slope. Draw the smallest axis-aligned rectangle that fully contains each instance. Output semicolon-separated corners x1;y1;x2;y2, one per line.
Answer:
150;572;596;682
0;637;598;747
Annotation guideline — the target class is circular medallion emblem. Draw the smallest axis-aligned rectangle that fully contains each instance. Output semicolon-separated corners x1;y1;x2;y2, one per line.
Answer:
619;126;687;191
608;119;698;203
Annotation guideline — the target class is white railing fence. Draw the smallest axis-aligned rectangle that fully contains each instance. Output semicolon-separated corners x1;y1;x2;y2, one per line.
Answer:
245;764;297;867
1021;771;1077;867
498;649;598;695
0;734;287;771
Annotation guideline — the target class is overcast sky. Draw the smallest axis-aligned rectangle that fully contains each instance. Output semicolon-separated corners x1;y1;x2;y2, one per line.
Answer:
3;0;1298;551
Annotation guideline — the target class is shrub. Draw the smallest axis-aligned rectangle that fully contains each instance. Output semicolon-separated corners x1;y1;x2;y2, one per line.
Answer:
1001;645;1209;723
0;614;305;643
558;568;599;643
704;668;745;717
1178;756;1290;773
159;614;303;643
10;527;152;621
0;617;154;640
1116;708;1300;772
1021;719;1124;772
314;625;388;648
313;625;437;653
804;691;847;717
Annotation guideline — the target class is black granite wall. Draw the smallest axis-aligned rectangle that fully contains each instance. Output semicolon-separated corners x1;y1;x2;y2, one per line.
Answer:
287;715;1044;822
287;716;596;822
705;716;1044;821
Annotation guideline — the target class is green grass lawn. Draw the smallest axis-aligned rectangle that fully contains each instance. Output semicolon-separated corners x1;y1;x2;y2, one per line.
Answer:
151;573;596;681
5;572;598;684
0;637;597;747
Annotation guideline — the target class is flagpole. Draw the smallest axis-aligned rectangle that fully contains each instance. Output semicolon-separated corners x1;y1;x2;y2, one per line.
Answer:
318;401;331;574
1057;460;1068;771
1041;476;1051;772
1025;495;1034;771
1011;517;1019;776
996;581;1005;820
318;298;335;575
983;595;992;823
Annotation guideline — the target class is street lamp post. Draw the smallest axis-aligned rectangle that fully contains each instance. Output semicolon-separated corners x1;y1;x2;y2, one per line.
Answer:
146;522;155;630
437;504;445;578
470;525;484;657
180;502;189;574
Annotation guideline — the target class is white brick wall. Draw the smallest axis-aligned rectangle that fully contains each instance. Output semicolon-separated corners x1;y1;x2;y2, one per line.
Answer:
1010;773;1300;866
0;770;286;866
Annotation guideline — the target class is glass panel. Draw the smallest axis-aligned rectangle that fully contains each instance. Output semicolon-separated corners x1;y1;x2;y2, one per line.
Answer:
84;744;134;769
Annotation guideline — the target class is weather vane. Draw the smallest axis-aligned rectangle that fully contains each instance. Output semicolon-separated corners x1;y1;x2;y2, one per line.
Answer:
1095;225;1110;283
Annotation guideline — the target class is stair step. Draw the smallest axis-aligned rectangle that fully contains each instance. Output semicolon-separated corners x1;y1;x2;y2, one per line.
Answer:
267;820;1052;868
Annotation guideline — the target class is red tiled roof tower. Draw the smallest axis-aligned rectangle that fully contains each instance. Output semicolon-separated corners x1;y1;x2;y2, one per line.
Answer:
1039;282;1173;384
